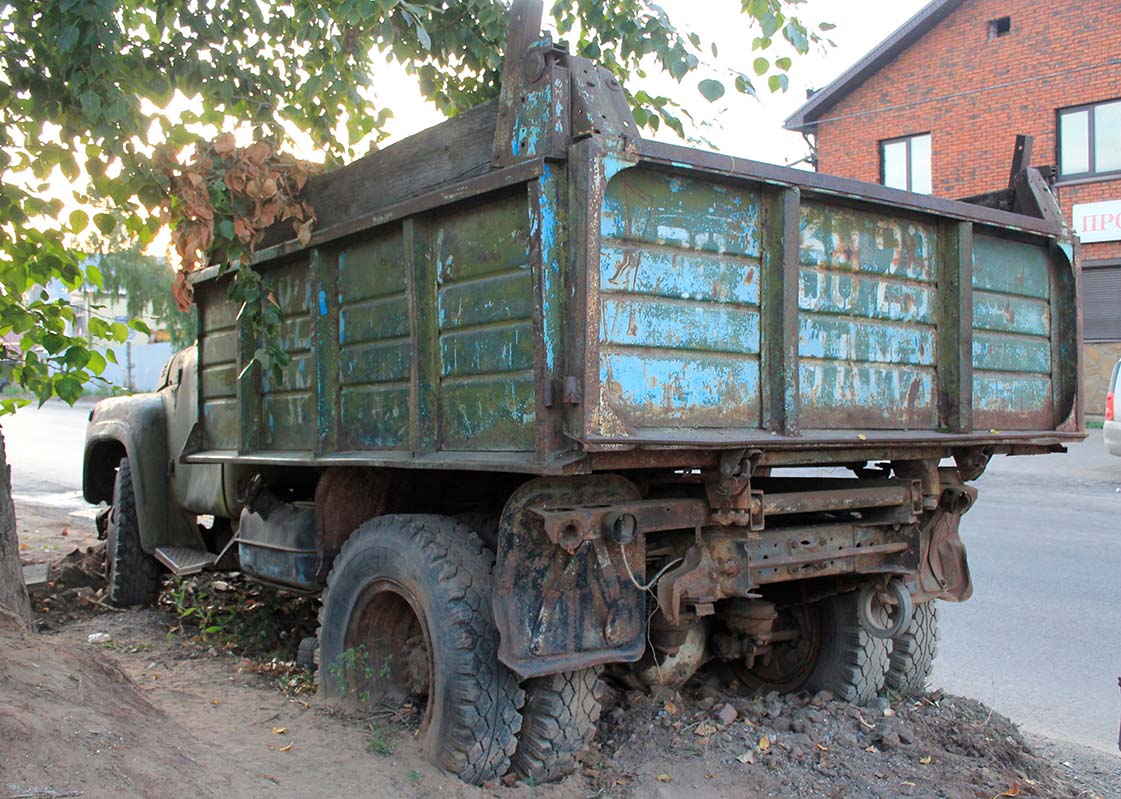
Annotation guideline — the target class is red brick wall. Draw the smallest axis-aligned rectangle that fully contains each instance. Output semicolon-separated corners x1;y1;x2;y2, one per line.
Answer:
812;0;1121;261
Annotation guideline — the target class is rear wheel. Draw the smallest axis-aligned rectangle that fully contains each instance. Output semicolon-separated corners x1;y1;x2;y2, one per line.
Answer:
105;457;161;607
513;668;603;783
732;592;889;705
317;514;523;785
885;601;938;697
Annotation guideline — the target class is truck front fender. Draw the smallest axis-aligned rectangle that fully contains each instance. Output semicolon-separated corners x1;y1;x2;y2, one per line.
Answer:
83;394;201;554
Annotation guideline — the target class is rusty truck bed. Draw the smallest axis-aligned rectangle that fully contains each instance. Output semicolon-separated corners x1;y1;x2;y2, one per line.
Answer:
184;46;1082;475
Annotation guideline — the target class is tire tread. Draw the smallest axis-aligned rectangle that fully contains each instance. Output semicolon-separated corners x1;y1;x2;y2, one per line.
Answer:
106;458;161;607
513;668;603;782
317;514;522;784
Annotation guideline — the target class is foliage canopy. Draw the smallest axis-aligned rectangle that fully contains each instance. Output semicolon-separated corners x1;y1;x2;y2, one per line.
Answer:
0;0;827;407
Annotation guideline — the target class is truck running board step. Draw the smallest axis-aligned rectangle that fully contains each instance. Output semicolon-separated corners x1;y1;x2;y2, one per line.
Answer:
154;546;217;577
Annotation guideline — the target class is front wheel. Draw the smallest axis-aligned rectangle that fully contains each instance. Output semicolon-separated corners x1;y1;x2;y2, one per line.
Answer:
105;457;161;607
317;515;523;785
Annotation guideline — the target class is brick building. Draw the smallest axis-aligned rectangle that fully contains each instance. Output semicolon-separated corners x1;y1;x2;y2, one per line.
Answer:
785;0;1121;414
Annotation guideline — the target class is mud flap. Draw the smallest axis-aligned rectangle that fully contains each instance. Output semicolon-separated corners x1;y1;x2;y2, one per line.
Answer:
492;476;646;679
913;471;976;603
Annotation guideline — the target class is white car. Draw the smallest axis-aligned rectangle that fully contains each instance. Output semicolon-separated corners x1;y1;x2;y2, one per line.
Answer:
1105;359;1121;455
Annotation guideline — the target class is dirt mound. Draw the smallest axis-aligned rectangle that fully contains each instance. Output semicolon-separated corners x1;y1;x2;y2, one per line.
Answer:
10;558;1110;799
586;676;1095;799
0;623;222;799
30;544;110;624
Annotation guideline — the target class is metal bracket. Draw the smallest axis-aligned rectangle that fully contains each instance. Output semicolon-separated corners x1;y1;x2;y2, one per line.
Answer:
529;498;709;554
705;449;764;529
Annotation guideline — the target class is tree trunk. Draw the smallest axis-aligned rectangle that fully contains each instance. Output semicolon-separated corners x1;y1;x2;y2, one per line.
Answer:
0;426;31;630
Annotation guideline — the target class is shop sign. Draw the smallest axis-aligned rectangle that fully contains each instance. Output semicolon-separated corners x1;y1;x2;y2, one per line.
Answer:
1073;199;1121;243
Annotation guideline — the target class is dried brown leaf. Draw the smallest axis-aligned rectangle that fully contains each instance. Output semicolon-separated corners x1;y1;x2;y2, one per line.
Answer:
214;133;237;155
246;141;272;165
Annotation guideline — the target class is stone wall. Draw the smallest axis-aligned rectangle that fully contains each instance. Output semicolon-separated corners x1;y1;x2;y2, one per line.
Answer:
1083;342;1121;417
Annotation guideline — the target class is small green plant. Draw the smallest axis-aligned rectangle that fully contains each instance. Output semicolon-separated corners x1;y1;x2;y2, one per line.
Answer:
378;652;393;680
329;645;378;703
408;770;422;783
366;721;396;756
167;578;232;640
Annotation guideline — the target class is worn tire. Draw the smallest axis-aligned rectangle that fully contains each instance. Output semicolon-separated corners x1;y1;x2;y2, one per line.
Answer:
885;601;938;697
455;511;500;551
732;592;889;705
317;515;523;785
513;668;603;783
297;636;318;672
805;592;891;705
105;457;161;607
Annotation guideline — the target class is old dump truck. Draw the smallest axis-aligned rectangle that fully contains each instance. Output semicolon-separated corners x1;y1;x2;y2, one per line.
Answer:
82;4;1082;786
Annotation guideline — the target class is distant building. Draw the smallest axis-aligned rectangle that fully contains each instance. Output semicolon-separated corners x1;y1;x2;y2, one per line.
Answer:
41;260;173;394
785;0;1121;414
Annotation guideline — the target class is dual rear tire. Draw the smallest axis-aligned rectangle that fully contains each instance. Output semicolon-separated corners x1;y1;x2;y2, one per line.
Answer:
317;514;600;785
735;593;939;703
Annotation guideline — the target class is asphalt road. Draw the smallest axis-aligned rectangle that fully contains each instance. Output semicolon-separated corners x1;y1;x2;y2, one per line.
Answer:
931;429;1121;756
3;401;1119;756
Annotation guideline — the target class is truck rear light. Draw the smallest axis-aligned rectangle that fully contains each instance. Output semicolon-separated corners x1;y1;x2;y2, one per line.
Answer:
1107;391;1115;422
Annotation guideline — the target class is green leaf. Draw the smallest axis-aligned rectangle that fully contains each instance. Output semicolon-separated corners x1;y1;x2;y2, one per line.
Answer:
776;57;792;72
735;75;757;97
697;79;725;103
128;319;151;335
86;350;106;376
86;264;103;289
768;73;789;93
58;25;80;54
753;57;769;76
69;210;89;233
79;89;101;116
819;21;837;31
64;345;91;370
94;213;117;235
55;375;83;405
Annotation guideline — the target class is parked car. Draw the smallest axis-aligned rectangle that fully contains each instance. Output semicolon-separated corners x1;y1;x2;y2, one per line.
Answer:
1105;359;1121;455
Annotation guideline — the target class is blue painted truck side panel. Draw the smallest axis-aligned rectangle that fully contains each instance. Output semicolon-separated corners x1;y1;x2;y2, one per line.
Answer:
192;151;1075;466
595;166;763;435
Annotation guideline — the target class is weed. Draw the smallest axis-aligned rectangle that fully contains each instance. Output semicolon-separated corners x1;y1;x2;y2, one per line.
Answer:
408;770;422;783
329;645;376;702
366;721;396;756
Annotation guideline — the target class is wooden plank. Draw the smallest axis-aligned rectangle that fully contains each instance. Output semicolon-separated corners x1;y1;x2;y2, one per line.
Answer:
23;563;49;595
259;100;500;248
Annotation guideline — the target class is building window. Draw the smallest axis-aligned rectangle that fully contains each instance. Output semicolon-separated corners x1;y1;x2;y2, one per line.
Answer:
988;17;1011;38
1082;262;1121;341
1058;99;1121;179
881;133;932;194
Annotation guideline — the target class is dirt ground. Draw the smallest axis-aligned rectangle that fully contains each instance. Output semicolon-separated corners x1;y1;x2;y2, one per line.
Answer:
5;531;1119;799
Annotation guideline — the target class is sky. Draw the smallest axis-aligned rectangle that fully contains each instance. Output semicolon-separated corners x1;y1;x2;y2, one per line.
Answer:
33;0;937;260
371;0;934;170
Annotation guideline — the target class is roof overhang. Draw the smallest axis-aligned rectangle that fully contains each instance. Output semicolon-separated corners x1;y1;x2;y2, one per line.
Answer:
785;0;964;133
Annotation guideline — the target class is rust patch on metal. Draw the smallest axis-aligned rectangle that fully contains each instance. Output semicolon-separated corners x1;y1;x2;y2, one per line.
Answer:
314;467;390;577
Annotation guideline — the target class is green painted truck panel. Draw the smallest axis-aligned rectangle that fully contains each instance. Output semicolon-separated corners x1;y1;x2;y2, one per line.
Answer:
184;92;1080;473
